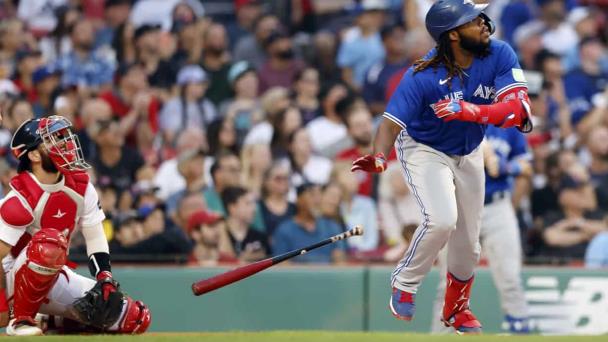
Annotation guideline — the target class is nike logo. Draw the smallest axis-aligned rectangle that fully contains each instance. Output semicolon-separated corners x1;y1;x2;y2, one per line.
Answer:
53;209;66;219
439;78;450;85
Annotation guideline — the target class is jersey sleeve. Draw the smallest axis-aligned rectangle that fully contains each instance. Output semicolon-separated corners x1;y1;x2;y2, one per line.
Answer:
80;183;106;227
493;41;528;99
383;68;423;129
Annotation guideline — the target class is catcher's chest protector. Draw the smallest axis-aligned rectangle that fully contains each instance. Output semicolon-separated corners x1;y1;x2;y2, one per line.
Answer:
9;172;88;256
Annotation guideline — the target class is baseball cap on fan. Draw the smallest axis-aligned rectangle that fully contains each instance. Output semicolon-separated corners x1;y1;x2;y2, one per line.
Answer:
177;65;208;86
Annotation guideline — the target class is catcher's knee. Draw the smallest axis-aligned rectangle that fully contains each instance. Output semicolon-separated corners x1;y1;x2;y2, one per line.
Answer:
26;229;68;273
119;297;151;334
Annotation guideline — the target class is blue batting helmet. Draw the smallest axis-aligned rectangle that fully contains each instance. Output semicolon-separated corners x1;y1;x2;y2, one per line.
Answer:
425;0;495;42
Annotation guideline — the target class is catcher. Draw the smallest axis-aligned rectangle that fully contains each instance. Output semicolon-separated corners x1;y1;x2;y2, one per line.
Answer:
0;116;151;336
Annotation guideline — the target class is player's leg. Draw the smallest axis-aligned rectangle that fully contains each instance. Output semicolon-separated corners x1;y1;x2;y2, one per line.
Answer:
430;246;452;334
39;267;151;334
442;147;484;333
481;197;530;333
5;229;68;336
390;132;459;320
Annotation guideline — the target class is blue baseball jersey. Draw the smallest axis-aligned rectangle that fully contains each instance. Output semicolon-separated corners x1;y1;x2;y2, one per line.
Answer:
384;39;527;156
484;125;530;197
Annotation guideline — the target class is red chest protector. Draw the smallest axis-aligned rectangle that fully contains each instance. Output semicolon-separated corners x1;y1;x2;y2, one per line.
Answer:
8;172;89;257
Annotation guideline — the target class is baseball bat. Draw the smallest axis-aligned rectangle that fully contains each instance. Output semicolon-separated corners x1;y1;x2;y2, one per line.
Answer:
191;225;364;296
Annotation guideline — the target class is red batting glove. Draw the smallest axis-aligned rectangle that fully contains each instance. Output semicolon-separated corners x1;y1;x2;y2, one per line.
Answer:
351;153;387;173
433;99;485;123
96;271;118;301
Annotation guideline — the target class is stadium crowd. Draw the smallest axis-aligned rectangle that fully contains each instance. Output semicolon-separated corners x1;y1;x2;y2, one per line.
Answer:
0;0;608;267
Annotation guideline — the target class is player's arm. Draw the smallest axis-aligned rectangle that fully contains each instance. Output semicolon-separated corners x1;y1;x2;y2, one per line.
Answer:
431;87;533;132
351;118;401;173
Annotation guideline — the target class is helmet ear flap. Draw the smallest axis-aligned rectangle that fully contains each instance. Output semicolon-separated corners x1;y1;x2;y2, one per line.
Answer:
480;13;495;35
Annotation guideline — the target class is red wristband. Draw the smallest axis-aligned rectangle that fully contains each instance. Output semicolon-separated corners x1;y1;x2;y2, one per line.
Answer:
0;290;8;313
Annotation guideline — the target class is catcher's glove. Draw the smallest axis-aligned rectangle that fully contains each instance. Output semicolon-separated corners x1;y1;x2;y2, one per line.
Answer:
71;273;124;330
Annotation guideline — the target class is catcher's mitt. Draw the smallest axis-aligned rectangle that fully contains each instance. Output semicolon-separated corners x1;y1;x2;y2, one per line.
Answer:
71;279;124;330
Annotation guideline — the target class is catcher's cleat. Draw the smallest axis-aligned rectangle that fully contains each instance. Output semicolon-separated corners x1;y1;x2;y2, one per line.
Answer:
389;287;415;321
441;272;482;334
6;317;43;336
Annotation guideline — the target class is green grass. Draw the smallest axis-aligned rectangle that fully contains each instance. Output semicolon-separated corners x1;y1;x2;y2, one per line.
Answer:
0;331;605;342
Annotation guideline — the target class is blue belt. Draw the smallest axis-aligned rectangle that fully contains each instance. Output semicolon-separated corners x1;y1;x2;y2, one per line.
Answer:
484;190;509;205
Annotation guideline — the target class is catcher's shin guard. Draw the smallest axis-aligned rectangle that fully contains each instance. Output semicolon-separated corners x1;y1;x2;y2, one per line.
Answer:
11;229;67;333
117;297;151;334
441;272;482;334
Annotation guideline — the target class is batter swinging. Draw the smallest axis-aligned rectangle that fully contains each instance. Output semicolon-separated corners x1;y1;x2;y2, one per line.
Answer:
352;0;532;334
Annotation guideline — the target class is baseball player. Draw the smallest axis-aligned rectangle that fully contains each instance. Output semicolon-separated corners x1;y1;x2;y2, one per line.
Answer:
0;116;151;336
432;126;532;334
352;0;532;334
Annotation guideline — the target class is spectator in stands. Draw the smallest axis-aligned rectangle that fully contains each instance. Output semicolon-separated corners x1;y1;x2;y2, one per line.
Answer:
515;0;577;57
11;49;42;102
287;127;332;188
99;62;159;150
221;61;262;137
30;64;61;117
586;125;608;210
233;13;280;70
78;98;113;160
273;183;346;263
330;161;378;252
207;116;239;156
363;24;409;116
259;161;296;236
173;190;207;232
222;186;270;261
204;151;242;214
133;23;177;90
38;5;80;62
160;65;218;145
0;158;16;198
319;182;346;231
292;67;321;124
56;18;115;91
154;128;207;201
243;86;291;146
336;95;374;197
165;148;207;214
378;162;422;246
585;232;608;268
307;82;350;157
187;209;236;265
3;98;33;136
513;22;544;70
311;31;341;89
564;37;608;135
258;30;305;93
240;143;272;198
201;23;233;107
0;19;36;67
95;0;132;50
226;0;263;50
563;7;601;73
91;118;145;194
109;212;146;254
270;105;303;158
540;164;605;261
112;21;136;64
336;0;386;90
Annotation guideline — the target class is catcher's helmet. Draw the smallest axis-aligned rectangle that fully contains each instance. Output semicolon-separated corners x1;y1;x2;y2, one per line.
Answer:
11;116;90;172
425;0;495;42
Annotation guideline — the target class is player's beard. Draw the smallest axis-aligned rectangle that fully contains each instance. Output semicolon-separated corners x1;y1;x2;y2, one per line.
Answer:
459;35;491;58
40;150;59;174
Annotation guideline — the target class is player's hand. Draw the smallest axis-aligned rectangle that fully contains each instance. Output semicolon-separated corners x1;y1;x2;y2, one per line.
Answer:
433;99;482;123
351;153;387;173
96;271;118;301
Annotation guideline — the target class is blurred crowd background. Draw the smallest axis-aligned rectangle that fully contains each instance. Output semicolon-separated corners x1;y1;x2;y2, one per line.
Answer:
0;0;608;268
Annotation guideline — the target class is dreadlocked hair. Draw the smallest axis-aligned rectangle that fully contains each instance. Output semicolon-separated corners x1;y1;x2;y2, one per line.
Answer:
413;33;464;89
